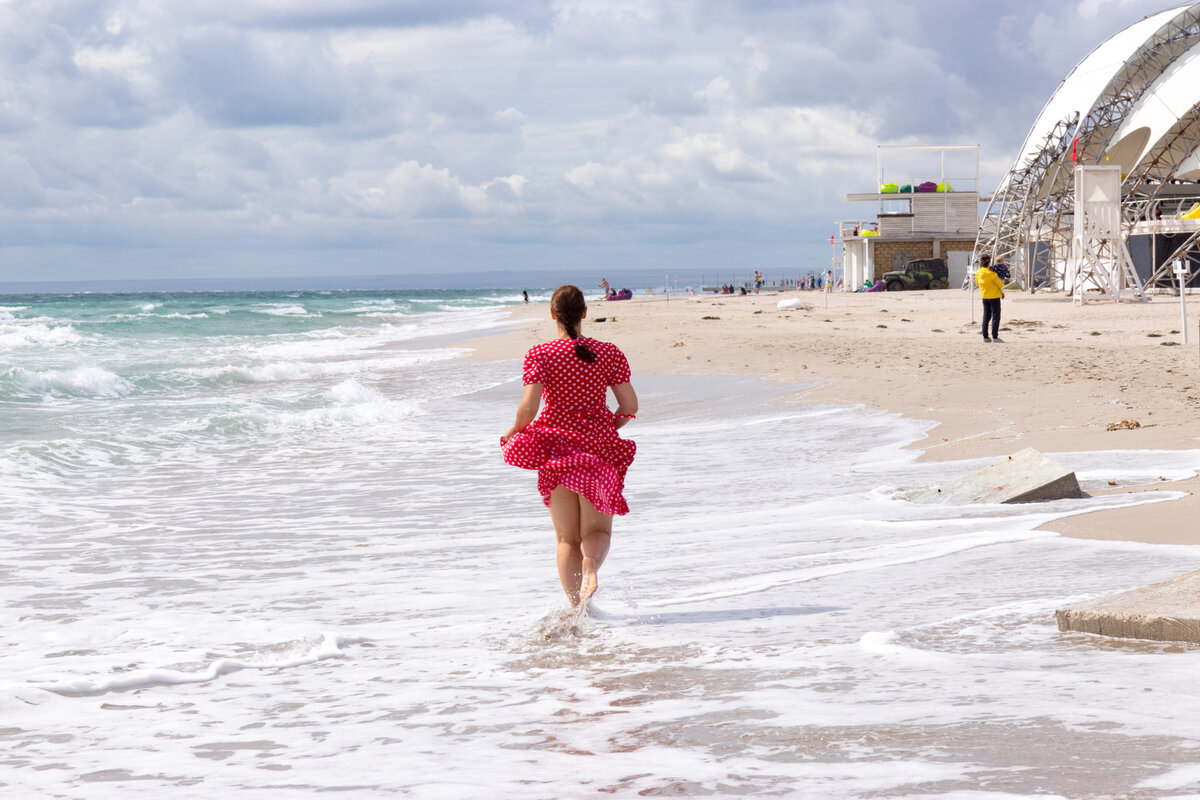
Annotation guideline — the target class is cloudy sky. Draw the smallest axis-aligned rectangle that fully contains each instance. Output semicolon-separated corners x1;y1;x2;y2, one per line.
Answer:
0;0;1184;284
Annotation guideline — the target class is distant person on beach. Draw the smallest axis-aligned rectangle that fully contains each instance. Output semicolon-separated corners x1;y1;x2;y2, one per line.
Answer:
501;285;638;608
522;291;529;304
754;271;763;294
599;277;611;296
975;254;1006;343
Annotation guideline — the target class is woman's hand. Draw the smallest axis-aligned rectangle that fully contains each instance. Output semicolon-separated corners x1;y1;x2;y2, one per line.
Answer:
611;382;638;429
502;383;542;445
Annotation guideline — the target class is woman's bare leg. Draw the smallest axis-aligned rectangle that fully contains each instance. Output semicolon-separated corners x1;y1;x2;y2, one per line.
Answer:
548;486;614;606
548;486;583;605
577;494;613;603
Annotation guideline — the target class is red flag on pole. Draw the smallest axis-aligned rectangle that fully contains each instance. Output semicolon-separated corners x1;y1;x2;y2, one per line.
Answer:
1071;135;1079;163
830;234;835;244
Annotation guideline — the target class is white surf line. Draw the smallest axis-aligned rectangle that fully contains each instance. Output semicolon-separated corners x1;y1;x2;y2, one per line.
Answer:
767;528;1039;566
31;633;366;697
851;592;1110;650
638;529;1058;609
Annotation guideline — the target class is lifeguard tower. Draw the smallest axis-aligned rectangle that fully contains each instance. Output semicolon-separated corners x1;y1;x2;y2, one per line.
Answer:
838;145;984;291
1066;165;1145;302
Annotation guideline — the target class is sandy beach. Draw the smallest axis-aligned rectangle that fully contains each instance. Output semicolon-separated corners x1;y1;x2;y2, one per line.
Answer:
466;288;1200;546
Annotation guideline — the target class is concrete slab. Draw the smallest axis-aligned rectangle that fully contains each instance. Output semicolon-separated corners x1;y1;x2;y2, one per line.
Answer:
1056;569;1200;644
912;447;1084;505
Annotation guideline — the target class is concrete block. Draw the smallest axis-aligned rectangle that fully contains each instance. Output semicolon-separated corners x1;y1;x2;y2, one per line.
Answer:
1057;569;1200;644
912;447;1083;505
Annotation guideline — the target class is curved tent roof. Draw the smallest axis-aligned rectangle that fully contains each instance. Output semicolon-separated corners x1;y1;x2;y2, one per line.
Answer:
978;2;1200;277
1178;149;1200;181
1001;3;1200;194
1010;7;1182;176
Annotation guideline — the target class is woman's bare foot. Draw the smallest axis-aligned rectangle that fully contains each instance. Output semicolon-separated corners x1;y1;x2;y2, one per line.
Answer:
579;557;599;602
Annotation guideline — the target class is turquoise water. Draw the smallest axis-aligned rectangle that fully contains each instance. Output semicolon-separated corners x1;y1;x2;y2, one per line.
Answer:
1;287;535;434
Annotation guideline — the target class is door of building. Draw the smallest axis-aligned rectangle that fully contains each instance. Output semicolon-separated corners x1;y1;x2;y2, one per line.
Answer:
948;250;970;289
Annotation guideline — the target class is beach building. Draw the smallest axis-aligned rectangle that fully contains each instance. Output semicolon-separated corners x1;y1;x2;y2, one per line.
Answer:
978;2;1200;295
839;145;983;291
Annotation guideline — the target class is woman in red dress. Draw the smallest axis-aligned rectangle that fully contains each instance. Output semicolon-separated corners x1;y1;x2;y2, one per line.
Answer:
501;285;638;607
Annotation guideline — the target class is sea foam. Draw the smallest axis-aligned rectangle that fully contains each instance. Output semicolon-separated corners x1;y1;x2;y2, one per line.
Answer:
254;304;314;316
5;365;132;397
0;321;83;350
36;633;362;697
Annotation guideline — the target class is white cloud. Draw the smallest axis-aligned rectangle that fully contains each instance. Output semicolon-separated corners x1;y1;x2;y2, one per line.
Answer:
495;107;527;125
73;45;149;76
565;161;606;189
696;76;734;104
330;160;531;219
662;131;774;181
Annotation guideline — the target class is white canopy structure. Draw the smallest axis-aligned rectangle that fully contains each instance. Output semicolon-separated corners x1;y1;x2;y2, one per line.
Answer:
977;2;1200;293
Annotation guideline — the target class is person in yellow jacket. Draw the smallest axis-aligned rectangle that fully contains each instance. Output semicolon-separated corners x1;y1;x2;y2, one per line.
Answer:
975;254;1006;343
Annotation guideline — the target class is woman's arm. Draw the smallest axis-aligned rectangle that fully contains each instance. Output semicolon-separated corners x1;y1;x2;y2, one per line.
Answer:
501;383;542;444
610;382;638;430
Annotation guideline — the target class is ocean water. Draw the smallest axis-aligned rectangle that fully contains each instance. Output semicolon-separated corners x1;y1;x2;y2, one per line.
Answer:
3;288;1200;799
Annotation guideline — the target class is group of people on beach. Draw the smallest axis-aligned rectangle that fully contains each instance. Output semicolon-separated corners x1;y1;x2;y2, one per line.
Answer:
719;271;834;295
597;277;632;299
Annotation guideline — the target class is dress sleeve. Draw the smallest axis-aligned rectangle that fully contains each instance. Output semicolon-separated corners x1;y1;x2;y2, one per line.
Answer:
604;345;631;386
522;347;544;385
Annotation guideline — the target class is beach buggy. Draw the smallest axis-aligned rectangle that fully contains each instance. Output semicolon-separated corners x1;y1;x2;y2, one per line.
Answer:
883;258;948;291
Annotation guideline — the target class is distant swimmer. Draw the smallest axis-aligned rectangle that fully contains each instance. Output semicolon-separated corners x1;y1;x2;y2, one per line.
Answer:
500;284;638;609
522;290;529;304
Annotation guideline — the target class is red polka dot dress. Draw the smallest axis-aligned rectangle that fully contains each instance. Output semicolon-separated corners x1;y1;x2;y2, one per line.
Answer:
501;338;636;516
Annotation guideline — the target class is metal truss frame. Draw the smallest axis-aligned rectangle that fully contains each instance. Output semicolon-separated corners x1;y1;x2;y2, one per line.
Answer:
1149;228;1200;290
975;3;1200;296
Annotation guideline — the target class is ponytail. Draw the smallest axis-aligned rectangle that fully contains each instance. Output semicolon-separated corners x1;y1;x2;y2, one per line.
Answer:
551;285;596;363
566;322;596;363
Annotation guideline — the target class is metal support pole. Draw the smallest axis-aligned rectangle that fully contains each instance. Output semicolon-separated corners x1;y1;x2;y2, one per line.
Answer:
1176;260;1188;346
969;267;976;324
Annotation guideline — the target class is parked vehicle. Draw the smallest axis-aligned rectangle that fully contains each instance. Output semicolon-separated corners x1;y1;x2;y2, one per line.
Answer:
883;258;948;291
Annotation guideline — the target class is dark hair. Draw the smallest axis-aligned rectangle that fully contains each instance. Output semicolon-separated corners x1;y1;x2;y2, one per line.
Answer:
550;284;596;363
980;253;992;269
